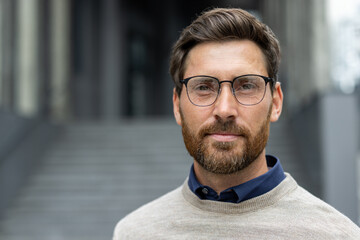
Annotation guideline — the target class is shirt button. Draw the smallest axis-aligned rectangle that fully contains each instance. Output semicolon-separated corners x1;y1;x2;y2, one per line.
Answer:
202;188;209;195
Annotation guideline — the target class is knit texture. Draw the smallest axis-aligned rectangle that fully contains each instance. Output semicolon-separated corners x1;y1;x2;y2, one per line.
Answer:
113;173;360;239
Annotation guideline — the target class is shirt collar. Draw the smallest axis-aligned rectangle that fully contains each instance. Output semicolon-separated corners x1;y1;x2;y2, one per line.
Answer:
188;155;286;203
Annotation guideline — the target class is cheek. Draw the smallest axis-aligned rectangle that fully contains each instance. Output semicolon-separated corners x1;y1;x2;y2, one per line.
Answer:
242;103;271;131
180;101;212;130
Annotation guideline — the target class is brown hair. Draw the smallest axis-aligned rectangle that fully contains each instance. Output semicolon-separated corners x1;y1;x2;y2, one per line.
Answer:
169;8;281;95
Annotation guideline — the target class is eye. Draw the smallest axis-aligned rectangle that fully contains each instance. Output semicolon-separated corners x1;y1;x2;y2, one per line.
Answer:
195;84;213;91
233;76;261;93
238;82;256;90
189;77;218;93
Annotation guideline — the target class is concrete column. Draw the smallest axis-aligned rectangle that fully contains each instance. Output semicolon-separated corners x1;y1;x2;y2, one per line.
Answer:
15;0;40;117
321;93;359;224
310;0;330;96
0;0;16;110
0;0;3;105
49;0;70;121
265;0;330;111
73;1;98;119
100;0;124;120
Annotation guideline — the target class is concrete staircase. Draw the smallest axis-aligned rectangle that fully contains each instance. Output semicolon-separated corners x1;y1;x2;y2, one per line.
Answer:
0;117;308;240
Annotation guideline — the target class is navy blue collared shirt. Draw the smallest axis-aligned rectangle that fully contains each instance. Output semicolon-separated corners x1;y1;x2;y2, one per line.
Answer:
188;155;286;203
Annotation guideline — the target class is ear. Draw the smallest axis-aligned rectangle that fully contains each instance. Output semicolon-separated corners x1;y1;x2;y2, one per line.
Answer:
270;82;283;122
173;88;182;126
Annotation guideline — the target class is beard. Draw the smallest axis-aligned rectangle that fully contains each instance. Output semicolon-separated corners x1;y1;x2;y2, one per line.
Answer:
180;106;272;175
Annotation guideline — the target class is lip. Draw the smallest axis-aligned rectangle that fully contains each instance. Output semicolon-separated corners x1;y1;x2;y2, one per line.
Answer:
208;133;240;142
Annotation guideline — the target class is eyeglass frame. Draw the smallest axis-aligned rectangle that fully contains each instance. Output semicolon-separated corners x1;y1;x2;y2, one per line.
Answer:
179;74;275;107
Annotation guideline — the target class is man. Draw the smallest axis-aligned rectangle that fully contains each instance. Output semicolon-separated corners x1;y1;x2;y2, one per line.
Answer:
113;8;360;239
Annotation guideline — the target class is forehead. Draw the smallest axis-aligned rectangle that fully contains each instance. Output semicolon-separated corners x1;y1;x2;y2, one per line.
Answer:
184;40;268;78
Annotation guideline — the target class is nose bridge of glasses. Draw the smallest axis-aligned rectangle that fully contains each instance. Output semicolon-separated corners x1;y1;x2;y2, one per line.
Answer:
218;80;235;94
214;79;239;116
219;80;233;85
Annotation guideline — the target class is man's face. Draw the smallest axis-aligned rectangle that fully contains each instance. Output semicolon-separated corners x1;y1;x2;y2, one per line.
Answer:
173;40;283;175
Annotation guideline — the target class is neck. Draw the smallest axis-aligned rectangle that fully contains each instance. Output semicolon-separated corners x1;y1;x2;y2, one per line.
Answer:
193;152;268;195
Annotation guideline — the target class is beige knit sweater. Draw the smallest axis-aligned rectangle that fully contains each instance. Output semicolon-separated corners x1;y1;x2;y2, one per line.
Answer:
113;173;360;239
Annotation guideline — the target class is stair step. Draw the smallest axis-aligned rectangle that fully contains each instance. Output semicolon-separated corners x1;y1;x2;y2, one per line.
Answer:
0;118;306;240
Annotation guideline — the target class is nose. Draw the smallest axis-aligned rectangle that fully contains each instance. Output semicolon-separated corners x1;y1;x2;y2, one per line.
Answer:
213;82;238;121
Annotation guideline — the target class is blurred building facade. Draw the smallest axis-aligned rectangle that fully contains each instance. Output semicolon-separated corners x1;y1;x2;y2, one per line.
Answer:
0;0;359;225
0;0;178;120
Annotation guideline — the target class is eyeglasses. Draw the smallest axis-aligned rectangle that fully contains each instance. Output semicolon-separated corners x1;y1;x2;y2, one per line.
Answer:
180;74;274;107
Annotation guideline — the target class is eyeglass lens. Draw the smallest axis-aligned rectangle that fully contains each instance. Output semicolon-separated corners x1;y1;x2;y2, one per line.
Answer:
186;75;267;106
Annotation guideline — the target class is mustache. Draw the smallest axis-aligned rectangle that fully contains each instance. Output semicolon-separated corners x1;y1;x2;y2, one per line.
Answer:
198;119;250;138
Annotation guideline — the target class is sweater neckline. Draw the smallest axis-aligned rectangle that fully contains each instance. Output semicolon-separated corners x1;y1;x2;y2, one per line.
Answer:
188;155;286;203
181;173;298;214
